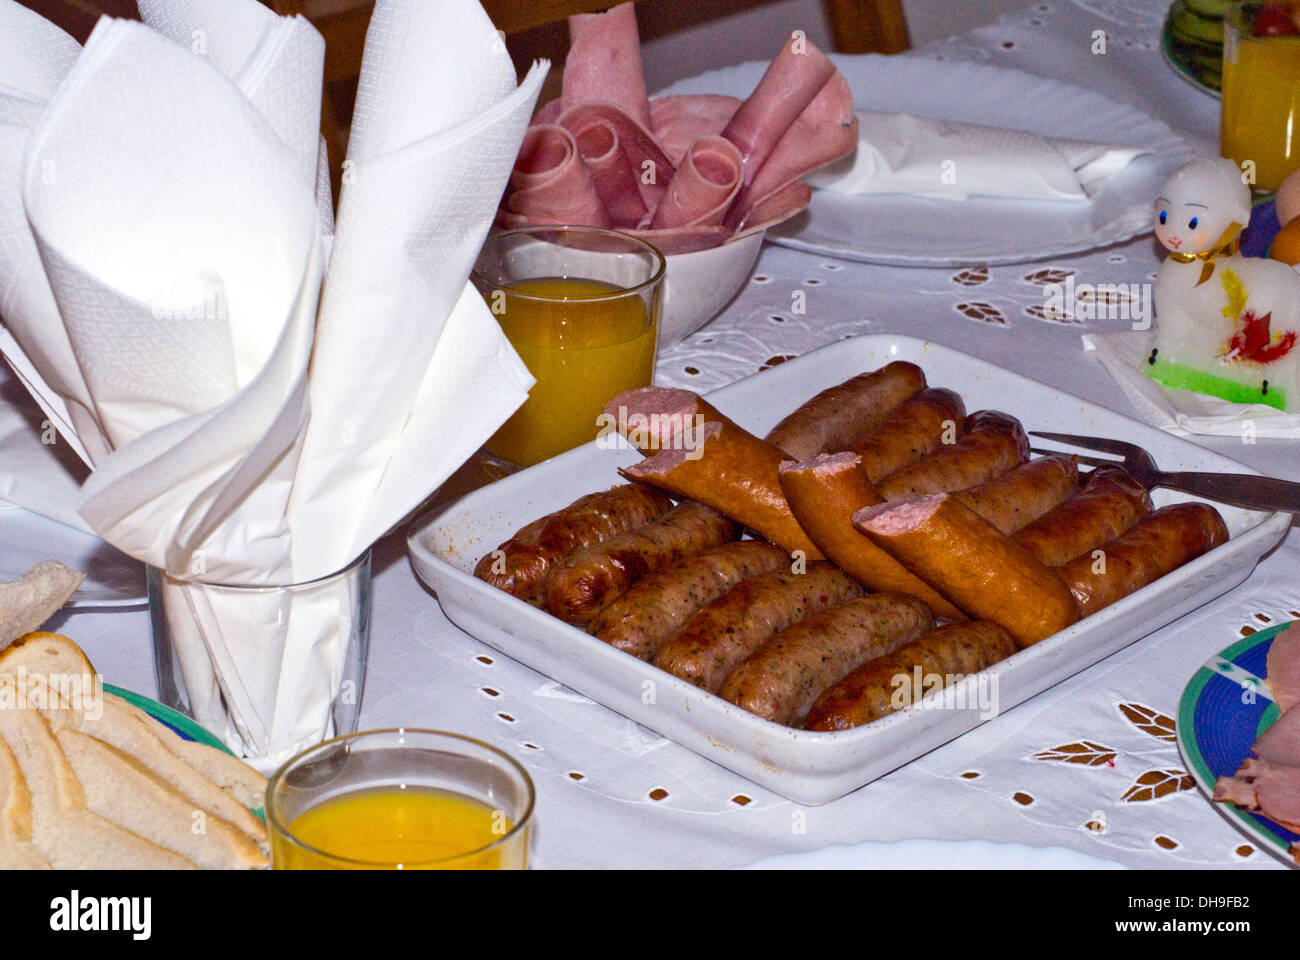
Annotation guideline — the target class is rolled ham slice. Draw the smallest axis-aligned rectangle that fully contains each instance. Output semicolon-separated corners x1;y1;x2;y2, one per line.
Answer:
573;119;648;227
504;124;611;228
562;2;652;130
1266;625;1300;715
650;94;742;166
650;135;743;229
719;32;837;186
558;101;673;212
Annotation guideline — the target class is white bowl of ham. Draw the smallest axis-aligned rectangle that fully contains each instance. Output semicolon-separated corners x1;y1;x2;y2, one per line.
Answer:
659;230;764;346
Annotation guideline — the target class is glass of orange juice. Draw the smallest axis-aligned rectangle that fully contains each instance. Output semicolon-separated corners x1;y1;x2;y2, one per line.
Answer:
1221;2;1300;191
266;729;534;870
473;226;665;467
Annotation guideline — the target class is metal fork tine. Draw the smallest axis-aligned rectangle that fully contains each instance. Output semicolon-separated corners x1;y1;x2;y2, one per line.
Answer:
1030;448;1117;469
1028;431;1144;458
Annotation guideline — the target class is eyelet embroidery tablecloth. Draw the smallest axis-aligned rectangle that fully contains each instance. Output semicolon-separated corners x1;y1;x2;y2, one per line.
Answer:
60;0;1297;868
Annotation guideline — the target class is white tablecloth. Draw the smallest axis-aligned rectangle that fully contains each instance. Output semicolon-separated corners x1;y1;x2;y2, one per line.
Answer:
24;0;1300;869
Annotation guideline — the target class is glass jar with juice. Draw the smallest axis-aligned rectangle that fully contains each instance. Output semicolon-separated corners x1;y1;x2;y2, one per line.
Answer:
266;729;534;869
1221;2;1300;191
473;226;665;467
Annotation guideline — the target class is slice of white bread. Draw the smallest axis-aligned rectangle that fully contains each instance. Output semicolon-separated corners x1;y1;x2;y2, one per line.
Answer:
0;737;49;869
0;677;194;869
0;632;267;816
56;729;266;870
34;682;267;849
0;563;84;650
105;694;267;812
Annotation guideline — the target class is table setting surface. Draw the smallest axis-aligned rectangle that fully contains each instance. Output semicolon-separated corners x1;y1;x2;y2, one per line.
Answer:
11;0;1300;870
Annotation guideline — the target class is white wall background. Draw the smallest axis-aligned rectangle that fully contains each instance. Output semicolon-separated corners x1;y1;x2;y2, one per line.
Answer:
639;0;1031;89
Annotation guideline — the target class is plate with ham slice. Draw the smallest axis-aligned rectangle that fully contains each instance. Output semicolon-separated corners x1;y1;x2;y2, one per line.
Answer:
1179;619;1300;867
659;54;1192;266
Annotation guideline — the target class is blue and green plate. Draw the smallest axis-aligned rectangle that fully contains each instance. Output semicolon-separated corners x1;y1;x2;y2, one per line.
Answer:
1177;620;1298;866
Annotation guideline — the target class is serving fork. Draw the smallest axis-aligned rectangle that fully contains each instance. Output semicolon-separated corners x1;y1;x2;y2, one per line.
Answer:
1028;431;1300;515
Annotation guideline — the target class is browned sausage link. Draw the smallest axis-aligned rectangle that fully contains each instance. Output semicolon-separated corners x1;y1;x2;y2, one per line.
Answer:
474;483;674;602
953;454;1080;536
588;541;790;660
764;361;926;460
804;621;1018;731
622;420;824;558
1012;465;1153;566
543;502;739;625
1059;502;1229;617
854;493;1080;647
848;387;966;483
719;594;934;725
778;453;966;619
652;562;862;692
874;410;1029;500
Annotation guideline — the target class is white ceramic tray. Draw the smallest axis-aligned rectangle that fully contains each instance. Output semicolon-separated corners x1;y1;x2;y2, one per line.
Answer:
408;336;1291;804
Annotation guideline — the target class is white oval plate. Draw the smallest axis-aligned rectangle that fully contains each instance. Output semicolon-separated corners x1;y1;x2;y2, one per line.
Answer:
0;502;146;607
740;837;1126;870
659;54;1193;266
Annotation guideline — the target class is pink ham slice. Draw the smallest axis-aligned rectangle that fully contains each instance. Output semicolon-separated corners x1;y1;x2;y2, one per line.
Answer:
1266;625;1300;715
719;33;837;187
562;2;653;131
650;94;742;166
1251;703;1300;766
728;71;858;230
504;125;612;228
1214;758;1300;832
572;119;648;227
557;101;673;212
650;135;743;230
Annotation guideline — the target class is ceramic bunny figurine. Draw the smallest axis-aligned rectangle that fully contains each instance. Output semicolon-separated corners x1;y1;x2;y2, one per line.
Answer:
1147;156;1299;412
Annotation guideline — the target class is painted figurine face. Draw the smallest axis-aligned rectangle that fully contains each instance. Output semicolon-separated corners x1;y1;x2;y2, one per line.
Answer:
1153;157;1251;256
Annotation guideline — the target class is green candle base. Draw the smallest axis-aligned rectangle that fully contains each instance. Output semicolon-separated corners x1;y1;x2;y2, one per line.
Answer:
1145;357;1288;412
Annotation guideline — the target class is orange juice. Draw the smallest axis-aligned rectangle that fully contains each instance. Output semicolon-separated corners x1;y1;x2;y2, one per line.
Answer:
1222;12;1300;190
274;786;520;870
485;276;657;466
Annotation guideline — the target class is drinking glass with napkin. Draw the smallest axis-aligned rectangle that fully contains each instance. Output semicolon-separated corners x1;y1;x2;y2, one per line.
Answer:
807;111;1153;202
0;0;547;771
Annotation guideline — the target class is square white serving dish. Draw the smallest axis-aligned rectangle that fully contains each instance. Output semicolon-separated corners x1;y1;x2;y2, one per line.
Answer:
407;335;1291;804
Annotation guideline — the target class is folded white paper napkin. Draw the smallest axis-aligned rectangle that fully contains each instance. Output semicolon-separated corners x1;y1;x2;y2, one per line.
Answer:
0;362;90;532
807;111;1152;202
1;0;548;769
1083;331;1300;438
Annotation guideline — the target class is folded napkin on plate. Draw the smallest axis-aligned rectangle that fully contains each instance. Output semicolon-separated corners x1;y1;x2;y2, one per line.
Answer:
807;111;1152;202
1083;331;1300;438
0;0;546;770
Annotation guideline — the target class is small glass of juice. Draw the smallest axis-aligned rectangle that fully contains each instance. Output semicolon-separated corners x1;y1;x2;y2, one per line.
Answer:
266;729;534;870
473;226;665;467
1221;2;1300;191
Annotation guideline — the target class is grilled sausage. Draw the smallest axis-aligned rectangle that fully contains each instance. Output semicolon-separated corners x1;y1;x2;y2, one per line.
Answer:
719;594;934;725
653;562;862;692
848;387;966;483
543;501;739;624
778;452;965;619
804;621;1018;731
1059;502;1229;617
854;493;1080;647
588;541;790;659
1013;465;1153;566
953;454;1080;535
621;419;823;558
764;361;926;459
875;410;1029;500
474;483;673;602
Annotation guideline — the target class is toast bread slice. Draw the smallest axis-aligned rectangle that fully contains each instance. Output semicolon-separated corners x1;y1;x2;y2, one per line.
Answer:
0;676;194;869
34;680;267;848
0;564;84;649
0;632;266;815
0;737;49;869
57;729;266;869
